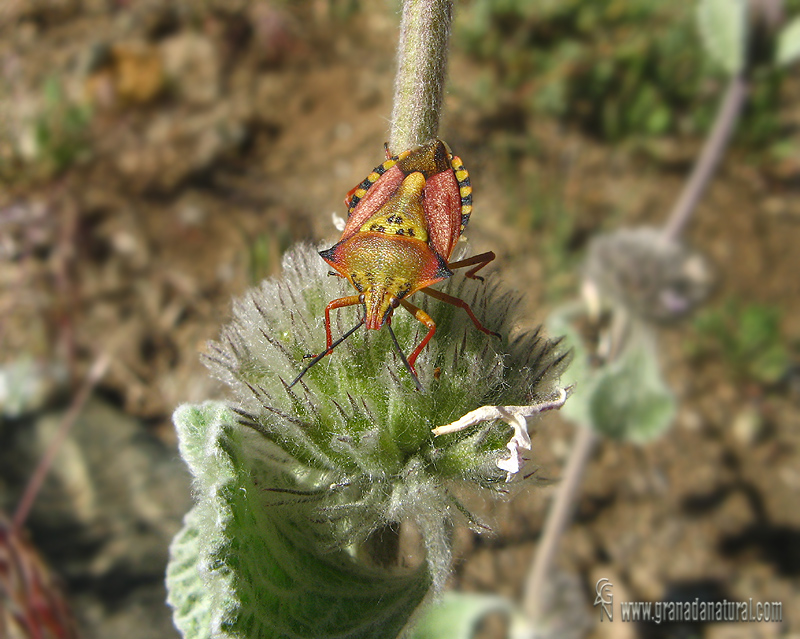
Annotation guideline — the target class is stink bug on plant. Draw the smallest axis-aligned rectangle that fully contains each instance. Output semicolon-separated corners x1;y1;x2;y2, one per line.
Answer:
290;139;498;391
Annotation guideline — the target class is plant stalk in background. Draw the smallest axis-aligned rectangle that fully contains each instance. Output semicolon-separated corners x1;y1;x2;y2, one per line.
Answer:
1;354;109;639
522;0;759;624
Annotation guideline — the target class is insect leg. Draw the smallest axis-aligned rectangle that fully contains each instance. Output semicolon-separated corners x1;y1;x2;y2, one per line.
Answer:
385;319;423;392
343;184;360;209
447;251;496;281
398;299;437;371
288;299;364;388
322;295;362;352
420;287;500;338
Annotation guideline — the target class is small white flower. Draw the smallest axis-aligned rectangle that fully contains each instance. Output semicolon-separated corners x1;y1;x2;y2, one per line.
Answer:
432;388;569;481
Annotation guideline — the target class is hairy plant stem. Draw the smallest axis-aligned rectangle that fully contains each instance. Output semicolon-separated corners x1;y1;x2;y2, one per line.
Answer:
13;353;110;532
363;0;452;570
523;73;749;622
522;425;597;620
389;0;453;153
662;73;748;242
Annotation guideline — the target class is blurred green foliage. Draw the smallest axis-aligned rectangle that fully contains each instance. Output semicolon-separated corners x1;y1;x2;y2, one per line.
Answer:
453;0;793;143
515;174;580;301
689;300;791;385
34;76;92;174
246;227;293;284
0;75;92;183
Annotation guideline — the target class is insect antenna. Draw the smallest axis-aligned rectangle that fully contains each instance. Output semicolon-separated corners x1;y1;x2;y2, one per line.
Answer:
289;317;365;388
385;320;423;392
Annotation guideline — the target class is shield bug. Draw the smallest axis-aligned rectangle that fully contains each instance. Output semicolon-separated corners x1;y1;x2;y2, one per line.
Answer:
290;139;497;391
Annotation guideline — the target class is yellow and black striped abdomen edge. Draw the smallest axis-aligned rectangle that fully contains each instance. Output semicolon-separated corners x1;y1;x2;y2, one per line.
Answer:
450;154;472;234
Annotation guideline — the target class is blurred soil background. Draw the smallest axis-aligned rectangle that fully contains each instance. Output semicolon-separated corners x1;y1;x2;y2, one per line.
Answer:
1;0;799;637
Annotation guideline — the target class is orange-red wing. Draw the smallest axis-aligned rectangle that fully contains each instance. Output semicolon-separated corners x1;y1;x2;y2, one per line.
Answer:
340;165;406;241
423;169;462;260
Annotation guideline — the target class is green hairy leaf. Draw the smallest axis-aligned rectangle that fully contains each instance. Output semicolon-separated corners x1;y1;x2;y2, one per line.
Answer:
166;402;431;639
697;0;748;75
587;329;675;441
776;15;800;66
547;304;593;429
406;592;514;639
550;307;675;442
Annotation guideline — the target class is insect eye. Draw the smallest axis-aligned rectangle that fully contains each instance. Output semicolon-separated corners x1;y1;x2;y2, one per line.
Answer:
359;294;366;304
390;297;400;308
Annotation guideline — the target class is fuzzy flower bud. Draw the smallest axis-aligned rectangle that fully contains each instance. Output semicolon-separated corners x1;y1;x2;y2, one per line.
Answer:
583;227;713;323
167;243;569;638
